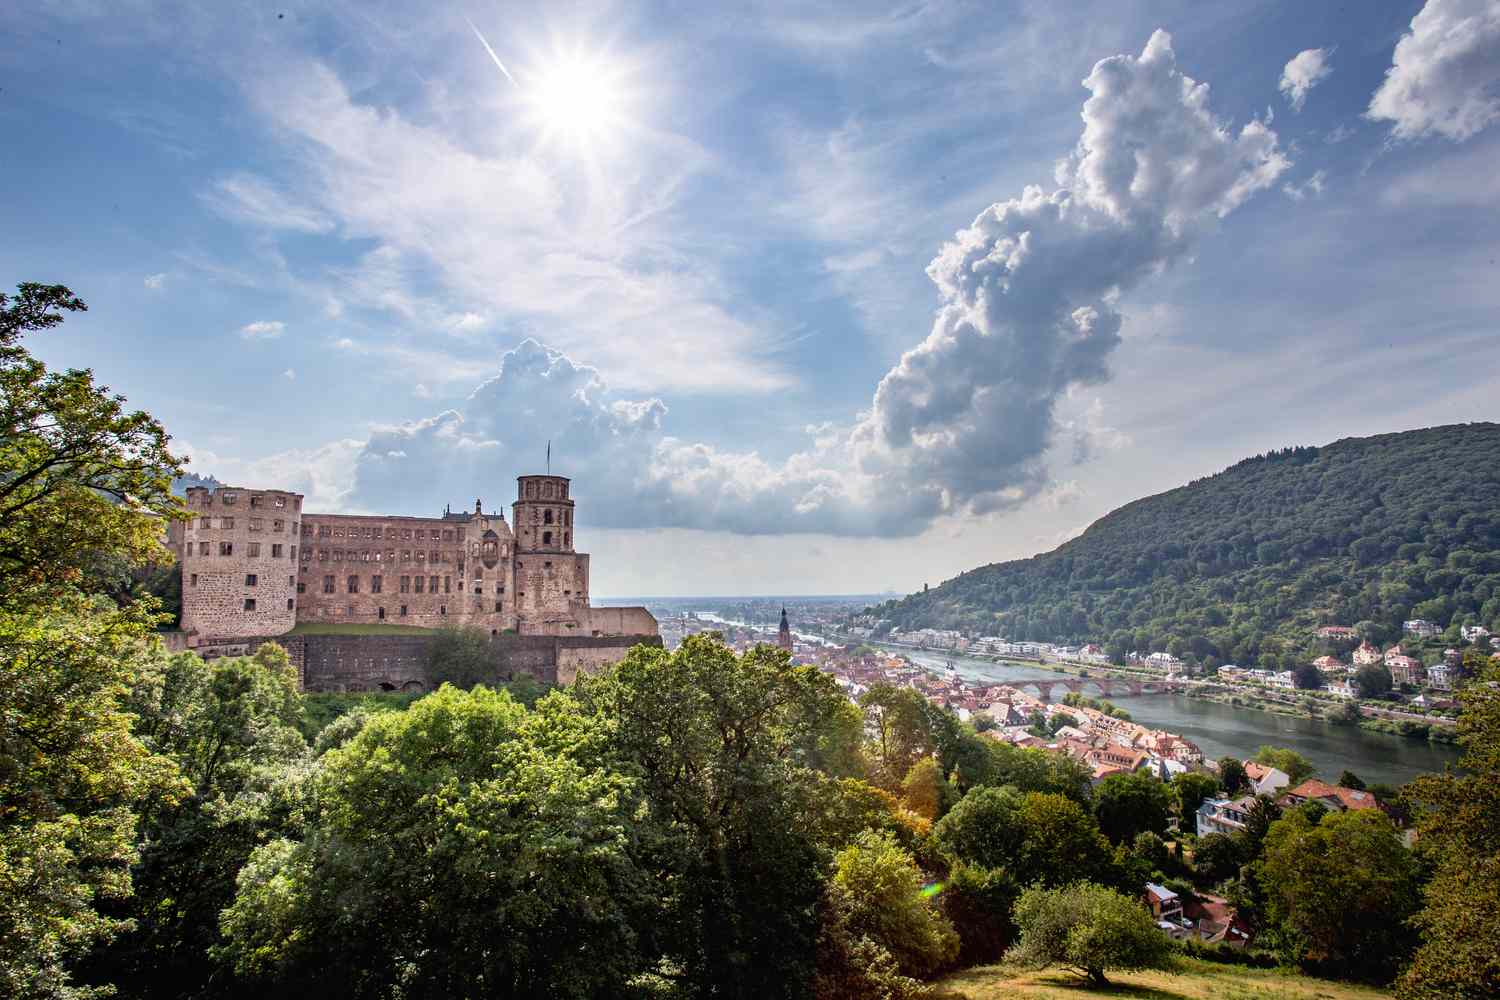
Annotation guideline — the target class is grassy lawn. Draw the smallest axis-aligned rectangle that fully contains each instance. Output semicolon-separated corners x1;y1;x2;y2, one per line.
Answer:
937;958;1389;1000
286;622;432;635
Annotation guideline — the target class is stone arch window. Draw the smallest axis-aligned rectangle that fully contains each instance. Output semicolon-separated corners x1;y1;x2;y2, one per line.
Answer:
564;532;570;547
543;531;552;545
543;482;553;498
544;509;553;525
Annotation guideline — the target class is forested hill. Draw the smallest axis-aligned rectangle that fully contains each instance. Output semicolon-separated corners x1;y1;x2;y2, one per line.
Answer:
871;423;1500;663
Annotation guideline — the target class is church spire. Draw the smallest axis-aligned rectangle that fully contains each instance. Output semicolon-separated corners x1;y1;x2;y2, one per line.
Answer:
777;606;793;652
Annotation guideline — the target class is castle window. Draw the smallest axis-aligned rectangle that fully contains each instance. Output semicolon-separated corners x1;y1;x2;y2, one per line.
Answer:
319;526;330;537
429;575;439;593
414;577;424;593
401;529;411;539
273;520;283;532
347;575;359;594
543;483;553;498
496;582;504;594
402;550;411;562
400;576;410;593
442;530;453;541
457;529;465;540
474;583;482;594
250;496;261;508
415;529;424;540
564;589;570;596
323;575;335;594
222;493;237;505
219;542;233;556
333;529;343;538
248;543;260;557
190;573;198;587
440;606;447;616
378;607;385;620
199;518;211;529
246;574;257;586
430;550;439;563
297;582;305;594
372;552;380;562
274;497;286;508
199;542;209;555
365;527;374;538
333;551;343;562
372;575;383;594
272;544;282;558
543;531;552;545
288;575;294;586
544;509;553;524
495;601;503;612
564;532;570;547
222;517;235;530
244;598;256;611
400;605;408;617
362;552;371;562
544;561;552;569
416;552;425;563
287;598;295;610
249;518;262;531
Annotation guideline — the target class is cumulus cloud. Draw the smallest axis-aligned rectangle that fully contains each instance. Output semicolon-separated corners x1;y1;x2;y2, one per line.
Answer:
144;272;167;290
239;320;285;339
283;368;296;380
1368;0;1500;141
1280;47;1333;111
336;31;1287;537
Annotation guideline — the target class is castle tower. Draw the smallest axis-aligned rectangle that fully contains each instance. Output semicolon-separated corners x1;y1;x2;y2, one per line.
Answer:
778;607;793;652
173;485;304;641
513;475;575;553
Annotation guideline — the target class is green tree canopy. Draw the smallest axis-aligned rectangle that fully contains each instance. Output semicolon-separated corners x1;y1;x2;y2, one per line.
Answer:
1092;770;1171;845
934;786;1122;890
1253;746;1317;786
1006;882;1174;986
1258;809;1420;983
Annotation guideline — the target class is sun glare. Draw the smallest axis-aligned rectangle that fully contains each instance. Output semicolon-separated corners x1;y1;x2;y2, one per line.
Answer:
523;52;629;149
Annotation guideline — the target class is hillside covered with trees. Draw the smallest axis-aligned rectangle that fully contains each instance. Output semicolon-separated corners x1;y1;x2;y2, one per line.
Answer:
873;424;1500;665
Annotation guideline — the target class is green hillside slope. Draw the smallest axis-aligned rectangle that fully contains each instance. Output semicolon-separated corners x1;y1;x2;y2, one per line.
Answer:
872;423;1500;665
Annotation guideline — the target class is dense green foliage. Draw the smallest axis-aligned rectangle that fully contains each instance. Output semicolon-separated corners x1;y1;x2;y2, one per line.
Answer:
1006;882;1175;986
874;425;1500;660
1398;657;1500;999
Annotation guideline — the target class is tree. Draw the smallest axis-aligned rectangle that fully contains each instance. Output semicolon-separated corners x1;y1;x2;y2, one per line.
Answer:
1337;770;1366;791
830;830;958;978
0;283;185;611
1006;882;1174;986
1092;770;1171;845
1398;656;1500;999
1193;832;1246;884
424;626;497;688
571;635;856;998
859;684;933;787
1172;771;1221;821
218;684;651;998
934;786;1121;891
1293;663;1323;690
0;604;185;1000
898;757;948;822
1218;756;1248;794
1355;664;1393;700
1253;746;1316;786
1259;809;1419;983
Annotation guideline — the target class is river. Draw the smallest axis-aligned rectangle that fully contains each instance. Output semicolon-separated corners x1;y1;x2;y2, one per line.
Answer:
898;649;1460;787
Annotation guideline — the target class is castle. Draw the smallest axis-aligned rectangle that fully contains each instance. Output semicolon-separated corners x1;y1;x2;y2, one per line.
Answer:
166;474;659;690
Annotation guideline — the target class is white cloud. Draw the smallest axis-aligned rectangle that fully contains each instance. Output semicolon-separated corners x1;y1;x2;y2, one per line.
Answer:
181;437;364;512
203;172;335;232
413;383;431;399
1368;0;1500;141
283;368;296;380
143;272;167;290
449;311;487;331
333;337;355;350
340;32;1287;537
1283;169;1329;201
239;320;285;339
1280;48;1333;111
239;58;787;394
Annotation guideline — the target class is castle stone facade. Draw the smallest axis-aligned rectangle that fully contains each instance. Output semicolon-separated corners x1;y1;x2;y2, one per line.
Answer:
166;475;657;676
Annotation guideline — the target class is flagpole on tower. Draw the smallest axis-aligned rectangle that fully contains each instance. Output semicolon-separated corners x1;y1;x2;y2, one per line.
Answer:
546;439;551;475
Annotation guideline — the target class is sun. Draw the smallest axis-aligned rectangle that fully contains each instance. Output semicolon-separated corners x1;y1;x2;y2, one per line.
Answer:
521;51;631;149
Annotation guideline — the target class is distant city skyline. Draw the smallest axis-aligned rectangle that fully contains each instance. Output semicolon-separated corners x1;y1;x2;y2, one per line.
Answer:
5;0;1499;596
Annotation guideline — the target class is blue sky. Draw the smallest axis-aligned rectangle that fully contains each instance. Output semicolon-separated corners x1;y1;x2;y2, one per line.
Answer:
5;0;1500;596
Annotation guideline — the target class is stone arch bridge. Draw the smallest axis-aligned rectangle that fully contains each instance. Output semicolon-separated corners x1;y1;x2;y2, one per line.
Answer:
1007;676;1169;702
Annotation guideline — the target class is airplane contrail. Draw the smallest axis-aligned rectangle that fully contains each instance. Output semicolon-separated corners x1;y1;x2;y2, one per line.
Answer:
465;17;516;86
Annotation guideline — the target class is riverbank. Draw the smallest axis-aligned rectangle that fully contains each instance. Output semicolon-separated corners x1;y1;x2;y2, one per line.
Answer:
869;639;1458;746
867;642;1461;785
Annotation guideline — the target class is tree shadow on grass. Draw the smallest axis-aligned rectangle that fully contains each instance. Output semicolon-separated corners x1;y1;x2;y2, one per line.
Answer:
931;969;1193;1000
